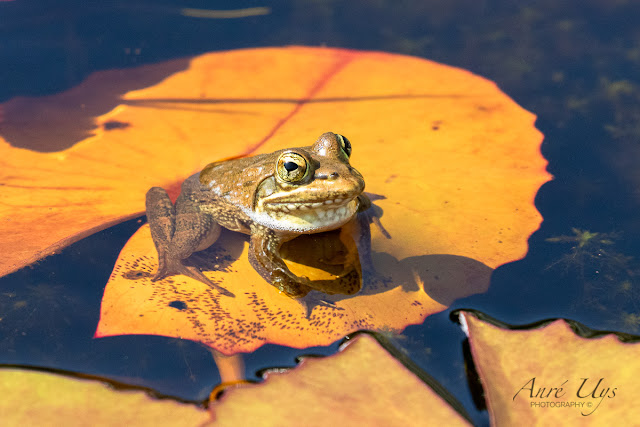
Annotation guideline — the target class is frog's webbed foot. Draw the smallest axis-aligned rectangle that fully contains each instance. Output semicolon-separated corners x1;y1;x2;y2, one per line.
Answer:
152;255;235;297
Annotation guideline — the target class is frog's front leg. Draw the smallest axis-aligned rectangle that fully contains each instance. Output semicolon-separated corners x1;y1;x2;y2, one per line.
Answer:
355;193;376;276
248;227;312;298
145;187;234;297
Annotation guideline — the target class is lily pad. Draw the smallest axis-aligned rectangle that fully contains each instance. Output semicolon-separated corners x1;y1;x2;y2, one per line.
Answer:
0;47;548;353
94;47;545;353
460;311;640;424
0;369;209;426
0;46;548;278
208;334;471;426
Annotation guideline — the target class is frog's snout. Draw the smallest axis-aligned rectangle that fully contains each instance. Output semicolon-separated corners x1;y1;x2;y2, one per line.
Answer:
316;171;345;182
314;166;364;193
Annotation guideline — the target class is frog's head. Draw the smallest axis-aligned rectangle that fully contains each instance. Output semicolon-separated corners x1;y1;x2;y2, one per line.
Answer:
253;132;365;233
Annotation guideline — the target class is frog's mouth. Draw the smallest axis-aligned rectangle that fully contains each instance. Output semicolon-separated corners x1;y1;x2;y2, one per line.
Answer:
254;197;359;232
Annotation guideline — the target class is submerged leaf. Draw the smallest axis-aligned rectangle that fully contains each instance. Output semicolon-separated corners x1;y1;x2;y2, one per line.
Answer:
460;311;640;424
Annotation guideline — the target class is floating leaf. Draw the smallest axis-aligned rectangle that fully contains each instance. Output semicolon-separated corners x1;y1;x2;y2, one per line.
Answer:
0;335;471;426
0;47;547;351
0;369;209;426
208;334;471;426
0;46;548;278
460;311;640;424
0;58;195;276
93;47;543;353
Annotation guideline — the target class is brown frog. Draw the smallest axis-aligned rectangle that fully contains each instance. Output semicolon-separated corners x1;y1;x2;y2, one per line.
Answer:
145;132;368;298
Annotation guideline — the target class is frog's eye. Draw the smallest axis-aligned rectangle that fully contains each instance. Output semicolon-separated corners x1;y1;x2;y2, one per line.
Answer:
276;152;309;183
336;134;352;158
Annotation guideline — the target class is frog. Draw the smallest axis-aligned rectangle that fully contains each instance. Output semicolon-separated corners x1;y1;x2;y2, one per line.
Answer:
145;132;369;298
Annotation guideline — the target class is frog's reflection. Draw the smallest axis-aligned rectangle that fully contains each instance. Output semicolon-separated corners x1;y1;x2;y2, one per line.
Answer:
280;195;385;299
280;226;364;296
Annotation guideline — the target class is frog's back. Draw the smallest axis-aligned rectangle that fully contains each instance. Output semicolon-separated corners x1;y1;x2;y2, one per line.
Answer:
196;152;282;212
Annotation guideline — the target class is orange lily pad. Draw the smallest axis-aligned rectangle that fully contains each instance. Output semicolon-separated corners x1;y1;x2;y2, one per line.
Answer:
0;58;193;276
92;47;545;353
208;334;471;426
0;369;209;426
460;311;640;424
0;46;548;279
0;47;548;352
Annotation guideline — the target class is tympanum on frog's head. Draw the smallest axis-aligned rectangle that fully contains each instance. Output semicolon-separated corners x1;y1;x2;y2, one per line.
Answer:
252;132;365;233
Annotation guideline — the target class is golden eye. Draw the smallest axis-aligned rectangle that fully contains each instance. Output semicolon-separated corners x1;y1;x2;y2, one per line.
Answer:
336;134;352;158
276;152;309;183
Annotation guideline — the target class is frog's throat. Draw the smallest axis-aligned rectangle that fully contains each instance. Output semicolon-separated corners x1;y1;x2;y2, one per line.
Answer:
248;199;358;233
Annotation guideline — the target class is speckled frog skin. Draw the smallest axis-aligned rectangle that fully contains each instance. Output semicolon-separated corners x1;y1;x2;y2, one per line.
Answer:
145;132;368;298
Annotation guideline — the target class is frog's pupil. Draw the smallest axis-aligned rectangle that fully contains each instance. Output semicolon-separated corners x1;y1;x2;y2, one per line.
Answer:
284;161;298;172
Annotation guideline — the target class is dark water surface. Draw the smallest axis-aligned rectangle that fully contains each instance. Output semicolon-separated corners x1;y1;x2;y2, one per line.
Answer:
2;1;640;425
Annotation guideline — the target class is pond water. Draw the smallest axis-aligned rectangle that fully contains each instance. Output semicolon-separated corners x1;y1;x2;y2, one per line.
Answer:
2;1;640;425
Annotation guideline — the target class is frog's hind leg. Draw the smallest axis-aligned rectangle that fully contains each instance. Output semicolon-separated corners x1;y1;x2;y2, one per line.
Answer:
145;187;234;297
146;187;177;282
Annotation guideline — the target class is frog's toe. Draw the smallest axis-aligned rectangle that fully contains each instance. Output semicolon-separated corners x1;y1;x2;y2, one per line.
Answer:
154;258;235;297
151;270;169;282
181;264;235;297
151;257;171;282
298;293;344;318
273;275;311;299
